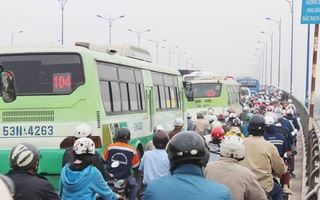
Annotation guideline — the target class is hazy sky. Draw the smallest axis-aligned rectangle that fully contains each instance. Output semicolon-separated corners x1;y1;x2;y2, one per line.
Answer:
0;0;317;102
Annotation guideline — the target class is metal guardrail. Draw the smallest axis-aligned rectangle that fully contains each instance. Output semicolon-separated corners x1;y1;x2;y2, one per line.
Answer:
288;92;320;199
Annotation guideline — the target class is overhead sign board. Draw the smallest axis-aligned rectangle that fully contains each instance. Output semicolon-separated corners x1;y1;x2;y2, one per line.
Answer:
301;0;320;24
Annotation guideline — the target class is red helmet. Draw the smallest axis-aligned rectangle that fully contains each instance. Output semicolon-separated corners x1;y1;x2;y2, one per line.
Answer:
218;113;226;121
228;109;235;114
211;127;225;139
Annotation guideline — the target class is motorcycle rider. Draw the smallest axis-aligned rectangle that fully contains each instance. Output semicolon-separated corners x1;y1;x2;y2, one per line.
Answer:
59;137;121;200
193;112;210;135
62;123;111;181
263;115;293;195
139;129;171;187
240;114;287;200
187;113;193;131
285;108;300;178
204;127;225;162
240;113;252;137
225;118;245;138
103;127;140;200
143;131;233;200
168;117;184;139
7;143;60;200
239;106;249;122
204;135;267;200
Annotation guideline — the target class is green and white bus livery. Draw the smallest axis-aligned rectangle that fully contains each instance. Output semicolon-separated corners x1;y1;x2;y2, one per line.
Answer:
0;42;190;188
183;72;242;119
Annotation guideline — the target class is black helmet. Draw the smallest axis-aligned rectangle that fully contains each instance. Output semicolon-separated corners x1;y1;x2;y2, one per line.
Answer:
167;131;209;171
197;112;204;119
9;143;40;170
232;118;241;127
116;127;131;142
248;114;266;134
153;130;169;149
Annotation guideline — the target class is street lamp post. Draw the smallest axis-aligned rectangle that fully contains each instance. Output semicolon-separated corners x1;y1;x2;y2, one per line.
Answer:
96;14;125;44
148;39;166;64
253;54;261;81
162;46;178;67
261;31;273;86
266;17;281;88
128;29;151;46
256;48;265;84
284;0;294;94
192;62;198;69
257;41;268;86
173;52;186;69
57;0;68;45
11;30;23;46
184;57;193;69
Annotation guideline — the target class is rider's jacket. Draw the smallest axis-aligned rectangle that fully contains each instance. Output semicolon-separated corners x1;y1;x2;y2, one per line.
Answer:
204;157;267;200
59;164;117;200
240;135;287;192
285;115;300;131
144;164;233;200
204;135;221;162
139;148;171;185
263;126;290;157
62;147;111;181
102;142;140;179
7;170;60;200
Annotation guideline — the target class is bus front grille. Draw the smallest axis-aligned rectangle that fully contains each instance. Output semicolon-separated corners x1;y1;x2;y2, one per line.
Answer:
1;110;55;122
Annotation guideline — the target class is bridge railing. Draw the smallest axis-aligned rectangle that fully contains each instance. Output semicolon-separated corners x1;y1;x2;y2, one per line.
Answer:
289;92;320;199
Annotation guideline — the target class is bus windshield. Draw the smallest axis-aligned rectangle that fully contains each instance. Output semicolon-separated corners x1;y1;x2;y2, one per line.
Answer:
192;83;222;98
0;54;84;95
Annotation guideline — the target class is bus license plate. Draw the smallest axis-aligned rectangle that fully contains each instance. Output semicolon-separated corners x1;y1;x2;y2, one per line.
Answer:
2;125;54;137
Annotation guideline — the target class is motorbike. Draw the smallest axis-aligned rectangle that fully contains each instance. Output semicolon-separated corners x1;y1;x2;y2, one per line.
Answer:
107;179;128;199
97;161;129;200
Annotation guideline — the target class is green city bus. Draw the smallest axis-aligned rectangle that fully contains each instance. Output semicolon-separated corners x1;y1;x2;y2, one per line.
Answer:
0;42;190;188
183;71;242;119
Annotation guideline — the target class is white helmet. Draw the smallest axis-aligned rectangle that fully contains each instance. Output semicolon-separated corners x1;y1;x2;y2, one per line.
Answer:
173;118;184;127
73;137;95;155
229;113;237;119
220;135;245;159
266;106;274;112
207;108;214;115
287;108;294;115
206;115;217;122
154;125;165;132
187;113;192;118
264;115;275;126
74;123;92;138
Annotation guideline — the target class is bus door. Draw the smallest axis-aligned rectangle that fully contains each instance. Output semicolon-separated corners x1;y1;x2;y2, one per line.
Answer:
145;87;153;133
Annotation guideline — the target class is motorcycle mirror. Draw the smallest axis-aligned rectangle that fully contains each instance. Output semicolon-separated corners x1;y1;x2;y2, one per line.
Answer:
111;160;120;168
